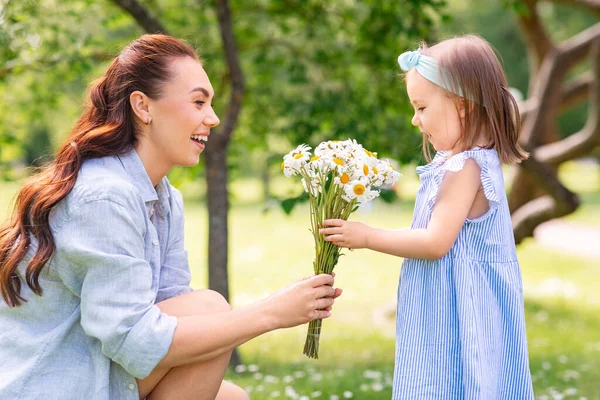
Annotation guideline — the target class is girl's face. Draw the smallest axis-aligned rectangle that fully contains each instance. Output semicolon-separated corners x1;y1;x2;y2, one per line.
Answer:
406;69;464;153
141;56;220;174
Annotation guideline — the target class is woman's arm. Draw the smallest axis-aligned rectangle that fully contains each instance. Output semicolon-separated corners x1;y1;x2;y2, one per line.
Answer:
56;189;339;379
320;158;482;259
159;274;338;368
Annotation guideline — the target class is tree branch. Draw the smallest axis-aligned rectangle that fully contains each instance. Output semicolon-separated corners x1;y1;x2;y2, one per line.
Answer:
520;23;600;147
559;22;600;67
534;38;600;164
519;71;593;119
516;0;555;88
210;0;245;146
111;0;167;34
548;0;600;17
520;48;564;147
512;157;580;244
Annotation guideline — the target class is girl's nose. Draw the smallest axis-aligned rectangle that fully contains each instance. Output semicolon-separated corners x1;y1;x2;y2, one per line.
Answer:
411;114;419;127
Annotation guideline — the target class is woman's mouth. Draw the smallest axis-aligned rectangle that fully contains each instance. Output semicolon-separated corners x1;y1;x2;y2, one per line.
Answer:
191;134;208;150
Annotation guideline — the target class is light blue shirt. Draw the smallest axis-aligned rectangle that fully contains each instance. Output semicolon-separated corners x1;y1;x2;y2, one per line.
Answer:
0;148;192;399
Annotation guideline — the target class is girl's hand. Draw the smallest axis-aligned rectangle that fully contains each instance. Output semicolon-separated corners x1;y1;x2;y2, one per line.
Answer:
264;274;343;329
319;219;372;249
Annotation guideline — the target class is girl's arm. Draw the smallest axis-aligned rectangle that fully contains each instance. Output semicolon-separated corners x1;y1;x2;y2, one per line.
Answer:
320;158;482;259
158;274;340;368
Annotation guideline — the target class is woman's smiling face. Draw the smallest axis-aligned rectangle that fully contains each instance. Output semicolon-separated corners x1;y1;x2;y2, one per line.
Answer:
144;56;220;170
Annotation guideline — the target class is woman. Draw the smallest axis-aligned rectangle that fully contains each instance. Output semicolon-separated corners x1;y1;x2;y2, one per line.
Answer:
0;34;341;400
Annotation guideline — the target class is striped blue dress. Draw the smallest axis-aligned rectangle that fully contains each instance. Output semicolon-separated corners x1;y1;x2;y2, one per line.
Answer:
392;148;534;399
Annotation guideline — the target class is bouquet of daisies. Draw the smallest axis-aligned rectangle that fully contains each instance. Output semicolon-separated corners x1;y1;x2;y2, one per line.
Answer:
282;139;400;359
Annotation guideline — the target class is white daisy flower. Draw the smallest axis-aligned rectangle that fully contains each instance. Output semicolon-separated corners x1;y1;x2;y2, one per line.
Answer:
282;144;311;177
344;178;379;203
379;159;401;187
333;172;352;188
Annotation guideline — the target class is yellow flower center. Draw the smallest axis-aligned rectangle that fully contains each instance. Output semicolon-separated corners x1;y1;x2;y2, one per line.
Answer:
281;161;285;170
310;155;320;162
390;164;396;171
353;184;365;195
373;167;379;174
340;173;350;184
294;153;304;160
363;164;369;176
333;158;344;166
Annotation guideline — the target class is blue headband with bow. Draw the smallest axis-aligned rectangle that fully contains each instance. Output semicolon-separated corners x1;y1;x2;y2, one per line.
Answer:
398;49;475;102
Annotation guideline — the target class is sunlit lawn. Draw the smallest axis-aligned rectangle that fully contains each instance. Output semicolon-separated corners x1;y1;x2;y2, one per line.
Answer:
1;160;599;399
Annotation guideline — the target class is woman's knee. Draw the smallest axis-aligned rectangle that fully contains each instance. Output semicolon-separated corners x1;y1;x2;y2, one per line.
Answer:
157;289;231;317
195;289;232;313
216;381;250;400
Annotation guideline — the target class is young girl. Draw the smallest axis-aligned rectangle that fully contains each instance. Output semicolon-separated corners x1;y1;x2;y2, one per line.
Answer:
320;35;535;399
0;34;341;400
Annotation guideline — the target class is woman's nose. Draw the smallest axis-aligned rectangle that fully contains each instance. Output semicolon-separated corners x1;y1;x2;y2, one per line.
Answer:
205;107;220;128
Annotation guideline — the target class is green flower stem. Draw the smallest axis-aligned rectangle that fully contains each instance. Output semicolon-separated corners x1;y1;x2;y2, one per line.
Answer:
299;167;357;358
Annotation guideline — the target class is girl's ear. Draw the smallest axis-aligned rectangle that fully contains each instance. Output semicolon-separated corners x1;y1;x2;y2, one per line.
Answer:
458;97;467;119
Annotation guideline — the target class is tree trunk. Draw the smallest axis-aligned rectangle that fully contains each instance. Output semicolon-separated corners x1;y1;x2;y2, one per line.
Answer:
209;0;245;367
206;146;230;300
205;141;241;367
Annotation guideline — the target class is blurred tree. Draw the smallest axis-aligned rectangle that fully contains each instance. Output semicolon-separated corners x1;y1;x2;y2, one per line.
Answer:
508;0;600;243
436;0;599;243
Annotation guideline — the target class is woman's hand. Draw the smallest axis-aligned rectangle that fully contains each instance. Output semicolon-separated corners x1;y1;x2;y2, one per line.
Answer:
319;219;373;249
263;274;343;329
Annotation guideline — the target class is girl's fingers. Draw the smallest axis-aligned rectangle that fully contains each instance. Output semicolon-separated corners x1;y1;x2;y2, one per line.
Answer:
319;227;341;235
324;234;344;242
321;219;345;227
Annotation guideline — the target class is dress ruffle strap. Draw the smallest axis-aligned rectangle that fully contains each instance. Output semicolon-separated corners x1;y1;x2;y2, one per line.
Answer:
426;149;502;213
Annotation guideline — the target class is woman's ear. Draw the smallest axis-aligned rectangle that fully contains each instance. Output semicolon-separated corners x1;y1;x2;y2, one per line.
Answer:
130;91;152;125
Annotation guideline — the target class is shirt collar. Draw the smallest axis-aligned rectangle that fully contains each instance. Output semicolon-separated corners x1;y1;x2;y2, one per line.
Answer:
117;148;171;214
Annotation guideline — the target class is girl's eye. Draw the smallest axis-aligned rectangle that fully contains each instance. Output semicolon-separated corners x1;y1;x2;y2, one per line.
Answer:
418;107;425;112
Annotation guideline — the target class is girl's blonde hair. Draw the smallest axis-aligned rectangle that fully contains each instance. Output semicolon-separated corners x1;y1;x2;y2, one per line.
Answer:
418;35;528;164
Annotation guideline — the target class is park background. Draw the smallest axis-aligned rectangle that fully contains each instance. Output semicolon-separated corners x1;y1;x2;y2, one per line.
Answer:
1;0;599;399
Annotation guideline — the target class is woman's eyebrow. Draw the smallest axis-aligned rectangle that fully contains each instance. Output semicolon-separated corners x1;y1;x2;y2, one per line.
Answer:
189;87;213;98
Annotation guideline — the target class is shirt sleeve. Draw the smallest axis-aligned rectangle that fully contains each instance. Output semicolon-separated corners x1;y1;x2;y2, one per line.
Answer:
156;187;193;303
53;194;177;379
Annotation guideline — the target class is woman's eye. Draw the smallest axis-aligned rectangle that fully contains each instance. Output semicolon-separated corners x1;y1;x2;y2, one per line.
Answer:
195;100;205;106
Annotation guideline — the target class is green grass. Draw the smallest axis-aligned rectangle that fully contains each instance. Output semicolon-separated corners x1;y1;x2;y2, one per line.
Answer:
1;161;599;399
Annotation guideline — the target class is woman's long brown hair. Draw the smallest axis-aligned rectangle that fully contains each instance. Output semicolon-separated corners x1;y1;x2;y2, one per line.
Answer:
0;34;198;307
